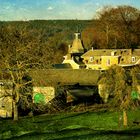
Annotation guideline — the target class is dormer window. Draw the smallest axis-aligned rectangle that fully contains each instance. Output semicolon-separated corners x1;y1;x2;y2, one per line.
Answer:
111;51;117;56
89;57;94;62
132;57;136;62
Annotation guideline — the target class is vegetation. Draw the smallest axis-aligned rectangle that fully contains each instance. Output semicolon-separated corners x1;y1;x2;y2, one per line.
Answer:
0;19;91;120
82;5;140;49
0;26;45;120
0;20;90;64
98;65;140;127
0;110;140;140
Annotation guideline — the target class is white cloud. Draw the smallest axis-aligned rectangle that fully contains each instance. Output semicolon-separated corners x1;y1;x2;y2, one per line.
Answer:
5;6;10;10
47;6;53;10
96;2;100;6
0;0;99;20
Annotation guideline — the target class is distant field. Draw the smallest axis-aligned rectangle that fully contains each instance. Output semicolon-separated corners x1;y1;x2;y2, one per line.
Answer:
0;110;140;140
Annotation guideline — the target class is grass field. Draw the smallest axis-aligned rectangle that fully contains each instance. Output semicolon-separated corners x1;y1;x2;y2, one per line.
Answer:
0;110;140;140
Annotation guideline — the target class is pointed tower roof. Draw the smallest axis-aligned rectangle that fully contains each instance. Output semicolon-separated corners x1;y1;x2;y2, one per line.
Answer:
69;33;84;54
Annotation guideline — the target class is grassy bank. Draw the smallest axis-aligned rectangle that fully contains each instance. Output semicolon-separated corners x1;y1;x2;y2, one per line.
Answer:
0;110;140;140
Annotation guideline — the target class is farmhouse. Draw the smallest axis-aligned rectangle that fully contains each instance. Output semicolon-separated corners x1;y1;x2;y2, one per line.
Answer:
63;33;140;70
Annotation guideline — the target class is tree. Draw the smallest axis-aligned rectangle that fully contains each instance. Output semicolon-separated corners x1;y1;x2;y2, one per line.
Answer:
99;6;140;48
98;65;132;127
82;26;105;49
83;5;140;49
0;25;51;120
130;65;140;104
45;32;68;64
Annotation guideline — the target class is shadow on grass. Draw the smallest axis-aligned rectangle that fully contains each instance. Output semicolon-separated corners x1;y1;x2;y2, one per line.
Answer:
7;127;140;140
59;111;91;119
32;111;91;124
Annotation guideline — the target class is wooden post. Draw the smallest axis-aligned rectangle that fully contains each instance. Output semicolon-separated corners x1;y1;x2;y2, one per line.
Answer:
13;100;18;121
123;110;128;127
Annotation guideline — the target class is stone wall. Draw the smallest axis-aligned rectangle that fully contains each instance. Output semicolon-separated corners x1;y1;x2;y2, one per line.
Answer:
33;86;55;104
98;84;109;103
0;96;12;118
0;85;13;118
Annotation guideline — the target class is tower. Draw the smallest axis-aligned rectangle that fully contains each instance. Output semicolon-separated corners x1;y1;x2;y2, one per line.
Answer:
68;32;84;54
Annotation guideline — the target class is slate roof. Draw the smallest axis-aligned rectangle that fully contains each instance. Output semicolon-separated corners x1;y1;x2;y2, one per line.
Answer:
132;49;140;56
69;33;84;54
82;49;111;57
81;49;140;58
29;69;100;86
81;49;134;57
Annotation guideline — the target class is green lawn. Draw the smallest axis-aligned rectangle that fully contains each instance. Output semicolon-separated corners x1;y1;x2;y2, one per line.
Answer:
0;110;140;140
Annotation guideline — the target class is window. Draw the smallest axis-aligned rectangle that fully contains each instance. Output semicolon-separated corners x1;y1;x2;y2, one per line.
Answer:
89;57;94;62
85;60;88;64
96;59;98;64
107;59;110;65
132;57;136;62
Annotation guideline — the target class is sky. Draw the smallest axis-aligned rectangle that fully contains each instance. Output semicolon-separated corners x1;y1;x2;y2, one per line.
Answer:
0;0;140;21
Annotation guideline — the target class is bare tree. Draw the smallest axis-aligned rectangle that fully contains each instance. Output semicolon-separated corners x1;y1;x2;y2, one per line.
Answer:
0;25;51;120
83;5;140;49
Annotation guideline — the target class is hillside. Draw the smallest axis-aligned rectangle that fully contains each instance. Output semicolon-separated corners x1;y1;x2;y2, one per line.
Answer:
0;110;140;140
0;20;92;64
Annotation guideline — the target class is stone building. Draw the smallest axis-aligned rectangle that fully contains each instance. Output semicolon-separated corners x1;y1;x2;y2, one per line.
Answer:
62;33;86;69
63;32;140;70
82;49;140;70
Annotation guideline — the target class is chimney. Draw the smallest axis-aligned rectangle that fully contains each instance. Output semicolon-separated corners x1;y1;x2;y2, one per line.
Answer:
68;44;71;52
68;44;71;49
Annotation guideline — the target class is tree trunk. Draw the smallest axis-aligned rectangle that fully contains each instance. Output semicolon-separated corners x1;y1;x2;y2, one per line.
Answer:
106;25;109;47
123;110;128;127
118;112;122;128
13;100;18;121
